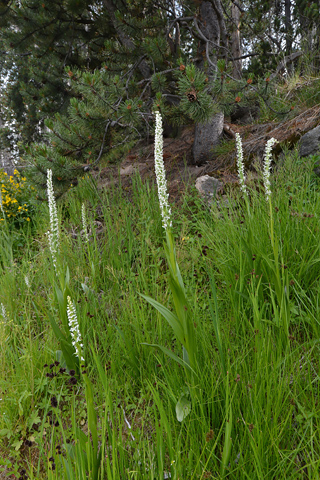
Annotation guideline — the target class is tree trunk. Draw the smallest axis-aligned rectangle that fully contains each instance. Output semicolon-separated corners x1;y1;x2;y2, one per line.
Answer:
194;1;220;75
285;0;292;57
192;1;224;166
231;2;242;79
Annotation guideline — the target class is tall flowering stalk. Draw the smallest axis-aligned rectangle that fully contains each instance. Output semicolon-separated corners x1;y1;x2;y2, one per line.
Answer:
67;296;84;362
154;111;172;230
47;169;60;273
81;203;90;243
263;138;278;201
0;303;7;322
261;137;289;342
262;138;278;252
235;133;247;198
0;191;5;219
141;111;197;388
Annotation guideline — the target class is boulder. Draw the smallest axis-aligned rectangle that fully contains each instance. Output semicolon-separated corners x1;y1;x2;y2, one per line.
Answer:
192;113;224;166
195;175;222;204
299;125;320;157
230;105;260;124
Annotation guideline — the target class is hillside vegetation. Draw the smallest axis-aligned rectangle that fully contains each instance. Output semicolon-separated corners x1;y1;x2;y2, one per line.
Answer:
1;105;320;479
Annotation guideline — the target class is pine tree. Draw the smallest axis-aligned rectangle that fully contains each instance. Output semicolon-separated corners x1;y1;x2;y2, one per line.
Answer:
0;0;308;197
0;0;112;145
11;0;221;196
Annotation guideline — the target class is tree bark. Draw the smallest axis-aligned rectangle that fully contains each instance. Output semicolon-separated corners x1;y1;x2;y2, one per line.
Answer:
231;1;242;79
192;1;224;166
284;0;291;56
195;1;220;74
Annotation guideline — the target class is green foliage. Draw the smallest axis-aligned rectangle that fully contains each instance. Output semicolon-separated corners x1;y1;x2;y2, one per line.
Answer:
21;60;214;197
151;72;168;92
174;64;215;123
2;0;317;198
1;144;320;477
0;0;111;146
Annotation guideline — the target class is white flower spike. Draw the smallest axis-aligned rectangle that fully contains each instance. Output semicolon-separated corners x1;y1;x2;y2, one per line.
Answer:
0;191;5;218
263;138;278;201
81;203;90;243
47;169;60;272
235;133;247;197
1;303;7;321
154;112;172;230
67;296;84;362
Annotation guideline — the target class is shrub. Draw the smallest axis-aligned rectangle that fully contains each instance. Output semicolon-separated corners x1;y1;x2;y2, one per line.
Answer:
0;169;37;228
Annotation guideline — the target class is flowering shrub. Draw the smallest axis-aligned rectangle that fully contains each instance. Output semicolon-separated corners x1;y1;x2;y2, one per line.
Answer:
0;169;37;227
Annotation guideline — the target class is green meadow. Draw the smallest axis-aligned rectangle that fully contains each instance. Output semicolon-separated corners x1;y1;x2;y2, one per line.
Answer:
1;138;320;479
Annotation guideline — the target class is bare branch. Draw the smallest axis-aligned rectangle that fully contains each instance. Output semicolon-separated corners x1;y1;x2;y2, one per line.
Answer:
230;0;245;13
233;53;259;60
0;50;32;56
136;68;179;86
270;51;303;79
192;17;228;53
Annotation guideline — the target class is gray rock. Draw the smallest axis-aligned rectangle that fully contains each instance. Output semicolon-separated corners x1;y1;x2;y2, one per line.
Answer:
314;165;320;177
120;165;137;175
230;105;260;124
195;175;222;203
192;113;224;166
300;125;320;157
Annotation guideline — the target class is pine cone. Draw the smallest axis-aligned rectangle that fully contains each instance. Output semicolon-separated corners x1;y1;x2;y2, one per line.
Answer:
186;89;197;102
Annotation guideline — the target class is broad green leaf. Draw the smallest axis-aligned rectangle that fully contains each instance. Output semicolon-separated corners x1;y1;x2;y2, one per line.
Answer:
141;343;195;373
48;312;66;343
176;391;191;422
182;346;190;366
139;294;185;345
48;312;78;372
60;338;79;373
65;266;70;287
75;426;90;455
54;284;64;311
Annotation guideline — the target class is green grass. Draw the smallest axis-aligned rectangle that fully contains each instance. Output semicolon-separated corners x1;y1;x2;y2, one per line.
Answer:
1;150;320;479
